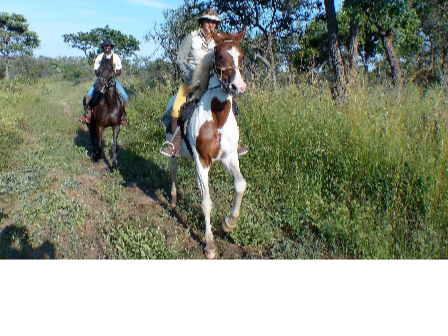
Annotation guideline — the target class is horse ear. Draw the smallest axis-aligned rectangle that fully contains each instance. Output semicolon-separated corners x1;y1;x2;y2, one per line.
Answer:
211;30;223;45
234;27;246;44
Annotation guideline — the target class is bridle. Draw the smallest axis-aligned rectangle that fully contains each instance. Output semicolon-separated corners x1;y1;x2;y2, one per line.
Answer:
96;67;116;94
210;40;243;95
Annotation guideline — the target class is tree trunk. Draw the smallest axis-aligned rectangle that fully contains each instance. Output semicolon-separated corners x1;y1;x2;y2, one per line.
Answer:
4;57;9;80
324;0;347;104
375;24;402;88
348;19;359;89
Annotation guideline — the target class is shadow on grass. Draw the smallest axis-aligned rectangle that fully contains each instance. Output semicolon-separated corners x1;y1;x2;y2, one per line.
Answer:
116;154;207;251
72;124;212;253
73;123;114;169
0;225;55;259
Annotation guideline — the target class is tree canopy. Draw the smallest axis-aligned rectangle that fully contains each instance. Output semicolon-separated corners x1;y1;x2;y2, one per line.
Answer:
62;25;140;64
213;0;319;88
0;12;40;80
144;0;206;80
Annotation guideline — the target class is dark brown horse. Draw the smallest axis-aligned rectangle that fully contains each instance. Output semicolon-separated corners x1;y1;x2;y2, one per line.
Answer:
84;54;123;169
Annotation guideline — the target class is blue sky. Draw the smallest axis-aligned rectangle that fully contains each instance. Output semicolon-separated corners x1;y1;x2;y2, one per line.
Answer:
2;0;343;59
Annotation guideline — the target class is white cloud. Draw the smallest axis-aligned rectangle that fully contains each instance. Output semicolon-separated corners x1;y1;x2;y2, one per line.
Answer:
123;0;174;9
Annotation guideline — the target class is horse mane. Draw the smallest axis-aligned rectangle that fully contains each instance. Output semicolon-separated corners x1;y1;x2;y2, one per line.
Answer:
191;50;214;91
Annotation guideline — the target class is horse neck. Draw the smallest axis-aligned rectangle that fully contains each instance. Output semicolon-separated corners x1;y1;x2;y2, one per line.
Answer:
208;74;226;93
105;82;117;100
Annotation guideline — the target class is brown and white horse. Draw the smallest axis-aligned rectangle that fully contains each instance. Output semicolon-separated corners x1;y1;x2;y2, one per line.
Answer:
164;29;247;259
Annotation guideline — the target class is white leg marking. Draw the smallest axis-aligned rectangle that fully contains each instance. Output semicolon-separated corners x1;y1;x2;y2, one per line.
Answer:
221;152;246;223
193;150;216;258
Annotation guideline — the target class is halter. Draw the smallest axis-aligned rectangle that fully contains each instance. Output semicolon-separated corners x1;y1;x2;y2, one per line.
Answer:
210;40;242;95
96;70;116;94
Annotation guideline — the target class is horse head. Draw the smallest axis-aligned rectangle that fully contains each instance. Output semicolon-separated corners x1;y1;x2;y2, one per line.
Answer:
94;54;115;94
211;29;246;97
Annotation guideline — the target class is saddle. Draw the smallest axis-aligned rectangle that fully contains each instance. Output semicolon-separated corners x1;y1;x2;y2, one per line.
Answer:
81;90;127;124
161;92;246;158
163;92;241;136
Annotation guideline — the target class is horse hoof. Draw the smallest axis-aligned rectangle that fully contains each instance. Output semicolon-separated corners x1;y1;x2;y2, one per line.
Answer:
222;216;237;233
204;247;217;259
204;243;218;261
170;195;177;208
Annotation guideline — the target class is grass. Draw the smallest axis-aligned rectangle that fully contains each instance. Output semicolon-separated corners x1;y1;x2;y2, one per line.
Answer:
236;82;448;258
1;72;448;259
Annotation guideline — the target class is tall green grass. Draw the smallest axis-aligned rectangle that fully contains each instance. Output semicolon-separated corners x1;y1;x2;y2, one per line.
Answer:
233;82;448;258
0;79;29;169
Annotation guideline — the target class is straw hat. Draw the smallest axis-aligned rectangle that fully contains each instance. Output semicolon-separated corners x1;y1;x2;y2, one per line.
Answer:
198;8;221;24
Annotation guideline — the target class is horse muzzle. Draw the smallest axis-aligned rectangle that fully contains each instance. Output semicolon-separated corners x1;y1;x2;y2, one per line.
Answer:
230;80;246;97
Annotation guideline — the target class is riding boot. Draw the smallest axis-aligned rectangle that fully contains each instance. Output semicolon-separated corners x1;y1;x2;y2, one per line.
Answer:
79;96;92;123
121;101;129;126
160;117;181;158
170;117;182;158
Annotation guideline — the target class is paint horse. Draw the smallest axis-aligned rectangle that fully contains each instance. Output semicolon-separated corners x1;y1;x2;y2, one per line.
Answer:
163;29;247;259
84;54;124;169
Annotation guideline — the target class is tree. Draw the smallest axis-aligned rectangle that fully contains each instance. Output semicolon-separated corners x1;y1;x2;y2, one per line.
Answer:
144;0;205;80
62;25;140;64
213;0;318;89
292;14;329;74
413;0;448;83
344;0;422;88
324;0;347;103
0;12;40;80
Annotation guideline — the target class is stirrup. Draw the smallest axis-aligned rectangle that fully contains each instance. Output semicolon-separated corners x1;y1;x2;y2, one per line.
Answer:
160;141;176;158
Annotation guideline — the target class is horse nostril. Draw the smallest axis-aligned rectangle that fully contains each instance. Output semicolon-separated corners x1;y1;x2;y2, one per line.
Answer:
230;84;236;91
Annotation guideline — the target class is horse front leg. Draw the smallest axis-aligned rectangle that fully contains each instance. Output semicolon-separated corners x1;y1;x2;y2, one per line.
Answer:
195;164;216;259
111;125;121;170
89;119;97;158
221;153;247;233
94;124;103;161
169;157;178;207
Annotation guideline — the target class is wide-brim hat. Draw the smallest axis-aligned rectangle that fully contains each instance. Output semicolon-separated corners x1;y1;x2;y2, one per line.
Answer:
197;8;221;24
101;38;115;48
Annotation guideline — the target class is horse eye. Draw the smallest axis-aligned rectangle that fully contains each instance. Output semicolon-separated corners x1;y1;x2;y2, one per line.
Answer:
217;54;224;60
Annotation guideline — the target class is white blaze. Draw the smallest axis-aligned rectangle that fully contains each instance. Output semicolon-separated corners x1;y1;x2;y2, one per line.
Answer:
228;47;246;94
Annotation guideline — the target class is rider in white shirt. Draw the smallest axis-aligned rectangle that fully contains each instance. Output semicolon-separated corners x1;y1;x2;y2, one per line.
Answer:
80;38;128;125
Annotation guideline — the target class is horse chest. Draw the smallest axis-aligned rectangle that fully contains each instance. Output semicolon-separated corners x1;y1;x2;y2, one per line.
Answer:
189;95;233;168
